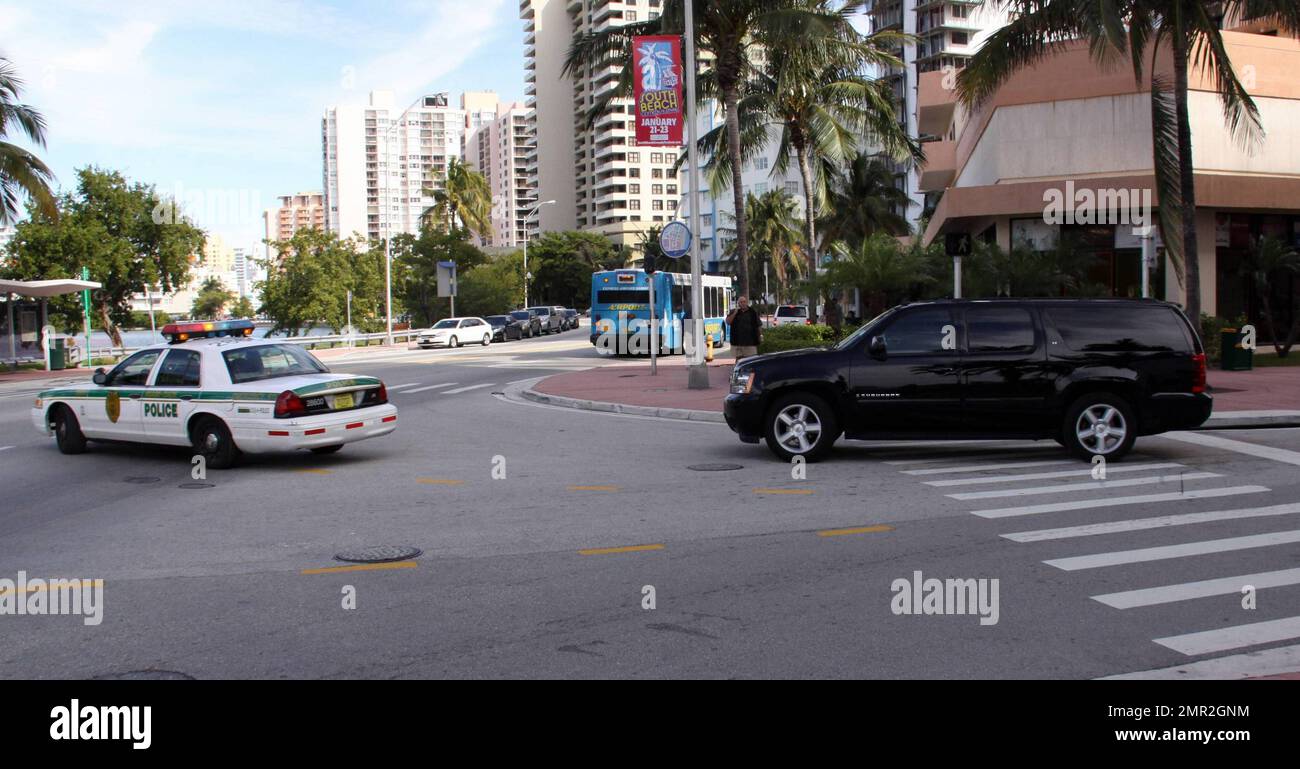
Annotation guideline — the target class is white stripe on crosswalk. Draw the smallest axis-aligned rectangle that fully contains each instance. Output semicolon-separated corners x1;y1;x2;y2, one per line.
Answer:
1161;431;1300;467
1002;501;1300;542
1093;567;1300;609
924;462;1185;487
973;485;1269;518
1044;529;1300;571
403;383;457;393
902;459;1078;475
441;383;496;394
384;383;423;390
1154;616;1300;656
879;445;1059;465
947;472;1219;500
1100;643;1300;679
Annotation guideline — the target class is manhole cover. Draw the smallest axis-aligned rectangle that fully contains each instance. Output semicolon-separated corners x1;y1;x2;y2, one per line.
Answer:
178;482;215;489
688;463;744;472
334;545;422;564
94;670;194;681
123;476;161;484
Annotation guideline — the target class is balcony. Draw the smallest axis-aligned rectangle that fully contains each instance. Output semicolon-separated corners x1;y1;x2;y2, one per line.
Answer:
917;139;956;192
917;68;958;138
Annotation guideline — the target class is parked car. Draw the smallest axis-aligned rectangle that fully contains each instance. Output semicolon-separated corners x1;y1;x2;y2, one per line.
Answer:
485;314;525;342
724;299;1211;462
416;317;493;348
510;309;542;338
772;305;812;326
527;306;564;334
561;308;580;330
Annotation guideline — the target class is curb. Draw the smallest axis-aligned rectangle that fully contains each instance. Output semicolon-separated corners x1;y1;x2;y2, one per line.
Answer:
520;388;726;423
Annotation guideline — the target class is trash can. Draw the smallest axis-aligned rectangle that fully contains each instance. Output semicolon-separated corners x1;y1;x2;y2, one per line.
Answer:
1220;328;1253;371
49;338;67;370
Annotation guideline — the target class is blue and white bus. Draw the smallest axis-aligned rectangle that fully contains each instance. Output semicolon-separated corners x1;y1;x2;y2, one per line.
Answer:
590;269;733;354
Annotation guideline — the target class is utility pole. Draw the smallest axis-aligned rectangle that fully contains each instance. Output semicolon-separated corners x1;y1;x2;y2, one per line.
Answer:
684;0;709;390
523;199;555;308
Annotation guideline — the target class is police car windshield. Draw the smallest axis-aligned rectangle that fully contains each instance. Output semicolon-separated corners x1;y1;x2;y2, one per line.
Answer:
223;344;327;384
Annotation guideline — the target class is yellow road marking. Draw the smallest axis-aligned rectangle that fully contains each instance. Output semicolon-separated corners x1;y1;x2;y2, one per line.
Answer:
578;544;665;556
754;488;814;495
817;524;895;538
0;579;103;596
417;478;465;486
301;561;418;575
296;469;333;475
568;485;620;492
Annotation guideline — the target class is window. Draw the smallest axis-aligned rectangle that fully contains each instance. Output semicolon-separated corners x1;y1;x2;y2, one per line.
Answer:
651;152;662;163
627;152;640;162
652;200;664;210
1044;306;1191;353
785;181;800;195
652;184;663;195
652;168;663;179
629;168;640;177
667;200;677;210
629;184;640;194
105;350;162;387
702;214;712;228
223;344;328;384
880;308;954;355
629;200;641;210
154;349;202;387
667;184;677;195
965;307;1035;353
754;157;769;170
951;31;969;45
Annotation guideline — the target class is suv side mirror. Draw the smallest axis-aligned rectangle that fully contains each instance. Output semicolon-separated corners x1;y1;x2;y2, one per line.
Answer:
92;368;108;386
868;335;887;358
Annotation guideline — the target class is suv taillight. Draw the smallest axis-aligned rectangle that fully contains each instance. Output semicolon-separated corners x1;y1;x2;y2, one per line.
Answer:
1191;353;1207;393
274;390;308;418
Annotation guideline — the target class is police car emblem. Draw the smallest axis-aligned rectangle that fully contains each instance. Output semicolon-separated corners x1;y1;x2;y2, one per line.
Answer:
105;391;121;423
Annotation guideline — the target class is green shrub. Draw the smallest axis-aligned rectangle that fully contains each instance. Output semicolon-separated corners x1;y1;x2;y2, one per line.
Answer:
757;323;847;354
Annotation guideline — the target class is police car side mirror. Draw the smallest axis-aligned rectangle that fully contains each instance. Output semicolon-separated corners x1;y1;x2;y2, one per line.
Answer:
868;336;887;359
92;369;108;386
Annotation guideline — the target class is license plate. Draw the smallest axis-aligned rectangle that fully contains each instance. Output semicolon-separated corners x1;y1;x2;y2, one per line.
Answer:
333;393;355;410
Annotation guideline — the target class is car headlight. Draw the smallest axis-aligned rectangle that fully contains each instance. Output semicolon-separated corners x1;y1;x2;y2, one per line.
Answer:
730;371;754;395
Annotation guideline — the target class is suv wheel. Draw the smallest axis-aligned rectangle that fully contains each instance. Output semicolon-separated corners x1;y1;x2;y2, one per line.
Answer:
1063;392;1136;461
52;405;88;454
192;417;241;469
764;392;839;462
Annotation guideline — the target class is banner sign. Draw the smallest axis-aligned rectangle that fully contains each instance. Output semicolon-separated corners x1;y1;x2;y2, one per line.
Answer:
632;35;684;146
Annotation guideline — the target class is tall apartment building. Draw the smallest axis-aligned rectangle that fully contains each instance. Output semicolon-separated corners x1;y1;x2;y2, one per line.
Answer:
322;90;466;242
263;191;326;245
522;0;683;251
864;0;1007;229
462;94;539;248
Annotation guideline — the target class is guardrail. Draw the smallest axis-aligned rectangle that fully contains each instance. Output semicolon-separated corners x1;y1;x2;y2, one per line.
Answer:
67;329;427;369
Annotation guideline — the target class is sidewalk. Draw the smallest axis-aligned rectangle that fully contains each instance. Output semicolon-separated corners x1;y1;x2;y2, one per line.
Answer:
524;356;1300;429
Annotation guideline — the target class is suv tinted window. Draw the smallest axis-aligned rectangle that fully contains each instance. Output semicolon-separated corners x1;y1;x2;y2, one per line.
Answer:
881;308;954;355
155;349;202;387
966;306;1036;353
1045;306;1191;353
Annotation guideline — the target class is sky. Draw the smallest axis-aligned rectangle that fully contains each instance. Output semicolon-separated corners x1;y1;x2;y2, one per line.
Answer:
1;0;526;249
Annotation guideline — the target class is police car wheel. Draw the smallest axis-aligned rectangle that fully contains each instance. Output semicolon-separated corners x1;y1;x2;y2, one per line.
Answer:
192;417;240;469
52;406;88;455
310;445;343;455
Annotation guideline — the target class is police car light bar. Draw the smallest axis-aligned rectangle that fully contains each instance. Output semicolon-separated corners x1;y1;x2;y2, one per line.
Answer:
161;319;256;343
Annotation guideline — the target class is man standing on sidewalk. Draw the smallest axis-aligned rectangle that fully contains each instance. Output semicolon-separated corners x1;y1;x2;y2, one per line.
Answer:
726;296;763;361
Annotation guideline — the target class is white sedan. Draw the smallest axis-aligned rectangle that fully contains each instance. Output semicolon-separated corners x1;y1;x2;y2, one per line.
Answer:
32;320;397;469
416;317;493;348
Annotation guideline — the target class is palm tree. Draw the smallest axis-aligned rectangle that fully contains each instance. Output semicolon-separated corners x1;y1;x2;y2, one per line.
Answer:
818;153;914;249
565;0;860;300
722;189;806;301
1240;235;1300;356
956;1;1300;323
424;158;491;240
823;232;935;315
0;58;57;224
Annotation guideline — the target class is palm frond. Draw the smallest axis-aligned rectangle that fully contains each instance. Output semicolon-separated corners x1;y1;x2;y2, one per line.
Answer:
1149;74;1185;283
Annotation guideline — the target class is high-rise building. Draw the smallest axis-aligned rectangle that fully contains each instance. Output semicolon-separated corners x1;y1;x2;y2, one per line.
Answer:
322;90;466;242
522;0;683;250
462;94;539;248
264;191;326;247
864;0;1007;228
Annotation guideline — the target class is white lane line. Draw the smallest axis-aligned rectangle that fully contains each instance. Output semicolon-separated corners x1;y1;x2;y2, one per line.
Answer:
403;383;457;393
973;485;1270;519
947;472;1220;500
1161;431;1300;467
924;462;1185;487
1093;568;1300;609
1154;616;1300;656
442;383;496;395
0;445;12;452
1003;502;1300;542
384;383;423;390
1100;643;1300;679
1044;529;1300;572
903;459;1078;475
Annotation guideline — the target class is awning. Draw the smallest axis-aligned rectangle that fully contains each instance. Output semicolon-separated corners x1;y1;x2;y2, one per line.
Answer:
0;279;103;298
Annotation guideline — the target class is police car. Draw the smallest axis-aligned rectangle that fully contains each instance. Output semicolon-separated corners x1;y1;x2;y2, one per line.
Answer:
31;320;398;468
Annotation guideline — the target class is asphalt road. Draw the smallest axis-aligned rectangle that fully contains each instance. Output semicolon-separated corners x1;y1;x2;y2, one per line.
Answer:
2;329;1299;679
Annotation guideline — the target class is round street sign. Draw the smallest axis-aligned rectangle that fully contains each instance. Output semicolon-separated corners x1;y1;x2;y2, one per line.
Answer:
659;221;691;259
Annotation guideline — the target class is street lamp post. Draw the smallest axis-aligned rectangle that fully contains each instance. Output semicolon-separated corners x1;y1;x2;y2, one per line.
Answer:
382;95;430;346
522;199;555;308
683;0;709;389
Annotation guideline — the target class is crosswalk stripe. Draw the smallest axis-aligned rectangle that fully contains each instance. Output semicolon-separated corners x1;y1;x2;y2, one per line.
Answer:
1002;501;1300;542
1093;567;1300;609
947;472;1220;500
1161;431;1300;468
903;459;1078;475
1100;643;1300;679
384;383;422;390
403;383;457;393
1043;529;1300;571
973;485;1270;519
441;383;496;394
1153;616;1300;656
924;462;1185;487
878;445;1059;465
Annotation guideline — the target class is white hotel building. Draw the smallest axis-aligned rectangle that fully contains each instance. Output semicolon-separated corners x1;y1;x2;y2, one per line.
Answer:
462;93;540;248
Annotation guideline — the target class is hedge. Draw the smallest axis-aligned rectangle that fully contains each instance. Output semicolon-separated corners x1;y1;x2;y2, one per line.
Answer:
756;324;849;355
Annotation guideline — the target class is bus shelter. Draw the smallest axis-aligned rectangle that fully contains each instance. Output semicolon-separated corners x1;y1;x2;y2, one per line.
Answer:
1;279;103;370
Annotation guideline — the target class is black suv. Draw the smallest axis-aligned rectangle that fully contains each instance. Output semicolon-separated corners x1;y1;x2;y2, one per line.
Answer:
724;299;1211;462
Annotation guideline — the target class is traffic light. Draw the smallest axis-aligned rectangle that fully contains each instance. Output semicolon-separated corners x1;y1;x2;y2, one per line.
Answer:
643;250;657;275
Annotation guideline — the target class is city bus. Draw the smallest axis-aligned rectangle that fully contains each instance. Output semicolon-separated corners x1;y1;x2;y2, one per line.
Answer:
589;269;733;355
